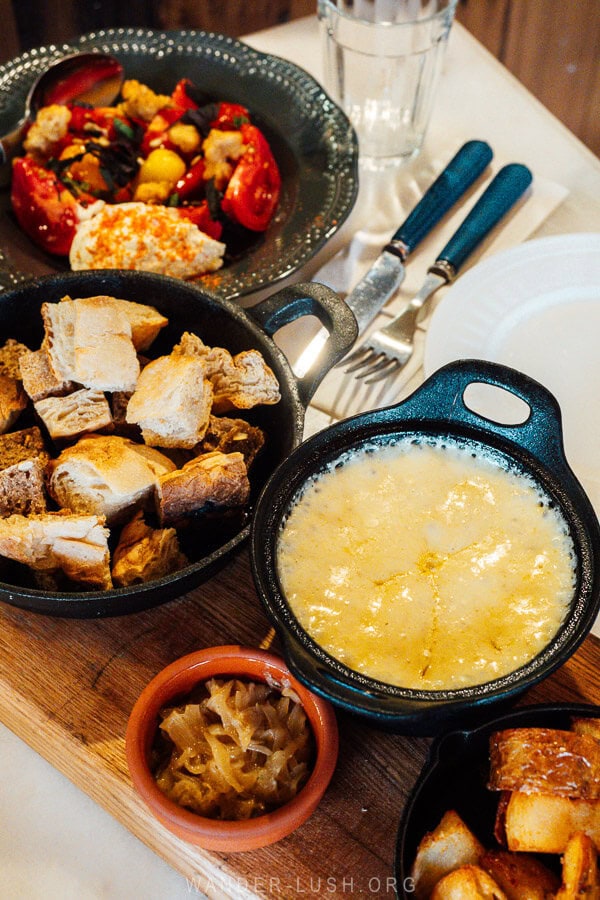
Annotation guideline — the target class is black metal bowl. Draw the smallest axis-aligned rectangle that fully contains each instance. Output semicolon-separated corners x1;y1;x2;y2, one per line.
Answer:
393;701;600;898
0;269;357;617
0;28;358;299
250;360;600;733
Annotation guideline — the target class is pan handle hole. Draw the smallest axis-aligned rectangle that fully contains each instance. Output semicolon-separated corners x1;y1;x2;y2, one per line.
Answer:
463;382;531;426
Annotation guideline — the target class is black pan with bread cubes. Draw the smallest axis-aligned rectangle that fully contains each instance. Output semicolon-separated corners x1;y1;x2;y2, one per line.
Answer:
250;360;600;734
0;269;357;617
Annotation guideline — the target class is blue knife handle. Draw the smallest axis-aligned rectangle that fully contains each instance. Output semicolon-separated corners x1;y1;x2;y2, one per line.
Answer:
388;139;493;256
435;163;533;274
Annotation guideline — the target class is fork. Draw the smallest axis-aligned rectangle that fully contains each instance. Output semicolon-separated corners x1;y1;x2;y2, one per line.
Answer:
342;163;533;383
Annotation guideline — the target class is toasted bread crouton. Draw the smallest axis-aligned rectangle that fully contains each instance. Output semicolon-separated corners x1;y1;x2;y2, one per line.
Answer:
571;717;600;741
19;346;74;402
0;510;111;589
47;434;176;525
173;331;280;413
0;338;29;379
410;810;485;900
34;388;113;441
111;511;188;586
156;450;250;526
0;426;48;517
72;295;168;351
196;415;265;468
42;297;140;392
125;351;213;448
489;728;600;800
0;373;27;433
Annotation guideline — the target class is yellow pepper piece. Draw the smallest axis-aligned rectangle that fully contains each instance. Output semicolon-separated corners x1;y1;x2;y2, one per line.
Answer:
138;148;186;190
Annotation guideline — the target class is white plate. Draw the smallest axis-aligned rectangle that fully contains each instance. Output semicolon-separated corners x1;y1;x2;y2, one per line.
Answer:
424;233;600;519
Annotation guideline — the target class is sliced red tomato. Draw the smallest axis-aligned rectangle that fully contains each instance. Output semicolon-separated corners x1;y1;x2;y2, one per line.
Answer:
177;201;223;240
140;107;184;156
10;157;81;256
171;78;199;112
221;124;280;232
113;184;134;203
173;158;205;201
68;104;115;136
211;102;250;130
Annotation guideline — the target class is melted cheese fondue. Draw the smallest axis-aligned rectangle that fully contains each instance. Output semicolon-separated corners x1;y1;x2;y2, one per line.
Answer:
276;439;575;690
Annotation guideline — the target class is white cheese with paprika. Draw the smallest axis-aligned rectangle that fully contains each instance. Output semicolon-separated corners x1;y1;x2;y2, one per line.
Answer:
69;202;225;279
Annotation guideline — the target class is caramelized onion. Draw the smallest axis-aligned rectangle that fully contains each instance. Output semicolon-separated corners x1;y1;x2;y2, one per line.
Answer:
152;677;314;820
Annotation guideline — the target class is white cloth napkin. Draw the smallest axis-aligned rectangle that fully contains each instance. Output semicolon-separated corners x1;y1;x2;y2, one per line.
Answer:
300;158;568;422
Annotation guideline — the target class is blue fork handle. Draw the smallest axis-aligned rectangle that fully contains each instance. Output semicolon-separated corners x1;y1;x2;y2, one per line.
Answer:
387;139;493;257
434;163;533;275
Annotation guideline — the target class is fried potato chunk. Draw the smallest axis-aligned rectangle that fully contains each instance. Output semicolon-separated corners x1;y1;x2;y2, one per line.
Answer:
480;849;560;899
410;810;485;900
503;792;600;854
430;865;507;899
555;831;600;899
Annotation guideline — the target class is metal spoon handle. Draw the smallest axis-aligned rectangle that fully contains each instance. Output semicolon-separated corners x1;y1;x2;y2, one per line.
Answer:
0;52;124;167
0;122;27;167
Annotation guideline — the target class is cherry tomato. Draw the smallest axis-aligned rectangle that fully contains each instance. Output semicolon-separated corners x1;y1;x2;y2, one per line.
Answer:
221;123;281;232
177;201;223;240
211;102;250;130
10;157;81;256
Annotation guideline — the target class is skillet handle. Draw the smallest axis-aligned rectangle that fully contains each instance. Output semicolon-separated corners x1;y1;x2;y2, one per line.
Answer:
400;359;569;473
249;282;358;407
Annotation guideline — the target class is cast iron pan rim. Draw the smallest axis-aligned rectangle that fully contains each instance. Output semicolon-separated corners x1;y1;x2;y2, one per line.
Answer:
0;527;247;607
0;269;296;358
0;269;309;616
393;701;600;897
250;397;600;716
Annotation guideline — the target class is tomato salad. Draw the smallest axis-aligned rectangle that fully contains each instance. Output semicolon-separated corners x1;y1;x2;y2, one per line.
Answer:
10;77;281;274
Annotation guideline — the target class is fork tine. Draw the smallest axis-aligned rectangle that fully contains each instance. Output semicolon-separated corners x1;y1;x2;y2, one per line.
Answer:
334;345;371;369
354;354;398;379
364;359;404;384
344;350;384;374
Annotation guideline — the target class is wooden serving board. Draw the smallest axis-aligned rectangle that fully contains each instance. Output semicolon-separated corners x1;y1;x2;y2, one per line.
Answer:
0;546;599;899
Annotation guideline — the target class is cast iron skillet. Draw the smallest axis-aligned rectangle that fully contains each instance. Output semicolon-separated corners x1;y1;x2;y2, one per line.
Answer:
250;359;600;734
0;269;358;617
394;702;600;897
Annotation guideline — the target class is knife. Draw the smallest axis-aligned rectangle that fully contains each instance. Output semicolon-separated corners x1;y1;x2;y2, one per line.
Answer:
344;162;534;381
294;139;493;377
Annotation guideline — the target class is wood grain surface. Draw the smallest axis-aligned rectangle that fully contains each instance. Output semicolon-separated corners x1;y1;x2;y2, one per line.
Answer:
0;546;598;899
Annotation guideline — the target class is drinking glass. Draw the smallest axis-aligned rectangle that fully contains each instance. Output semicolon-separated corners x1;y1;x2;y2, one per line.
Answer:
318;0;458;165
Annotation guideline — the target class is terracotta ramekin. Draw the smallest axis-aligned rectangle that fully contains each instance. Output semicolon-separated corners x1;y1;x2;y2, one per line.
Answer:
125;644;339;851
